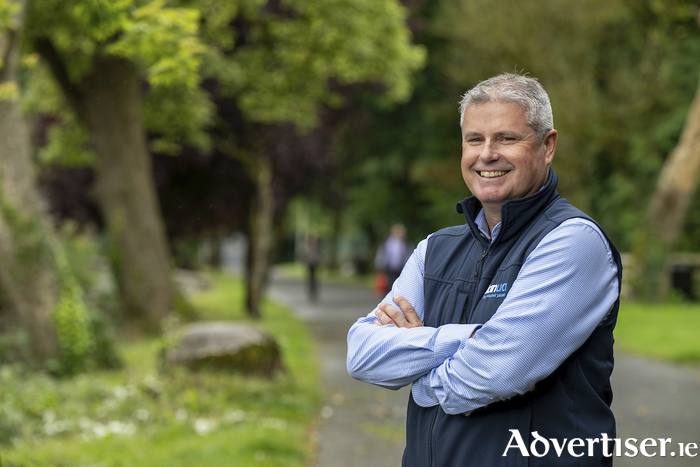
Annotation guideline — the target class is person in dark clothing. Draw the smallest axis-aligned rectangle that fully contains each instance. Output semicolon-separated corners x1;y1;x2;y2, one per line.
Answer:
347;73;622;467
305;235;321;302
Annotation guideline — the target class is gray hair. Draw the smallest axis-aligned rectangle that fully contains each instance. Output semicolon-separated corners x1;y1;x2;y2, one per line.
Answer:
459;73;554;144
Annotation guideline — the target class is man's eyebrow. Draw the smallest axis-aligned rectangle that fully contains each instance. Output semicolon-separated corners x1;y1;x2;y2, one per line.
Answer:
462;130;524;140
462;131;482;140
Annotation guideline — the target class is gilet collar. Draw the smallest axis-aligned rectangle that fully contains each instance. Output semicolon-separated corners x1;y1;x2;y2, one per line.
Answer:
456;167;560;245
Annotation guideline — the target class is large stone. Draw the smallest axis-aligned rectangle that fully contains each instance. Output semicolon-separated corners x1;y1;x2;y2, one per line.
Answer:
164;322;284;377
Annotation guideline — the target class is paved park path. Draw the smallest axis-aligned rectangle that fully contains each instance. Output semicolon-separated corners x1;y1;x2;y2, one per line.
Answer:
267;272;700;467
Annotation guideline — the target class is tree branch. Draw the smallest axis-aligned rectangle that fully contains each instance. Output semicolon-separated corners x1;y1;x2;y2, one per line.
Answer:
33;37;85;120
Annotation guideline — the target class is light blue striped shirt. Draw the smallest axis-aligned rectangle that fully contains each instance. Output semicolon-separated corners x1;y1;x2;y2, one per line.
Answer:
347;210;619;415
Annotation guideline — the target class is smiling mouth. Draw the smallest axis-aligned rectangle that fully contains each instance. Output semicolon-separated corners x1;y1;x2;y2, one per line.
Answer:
478;171;510;178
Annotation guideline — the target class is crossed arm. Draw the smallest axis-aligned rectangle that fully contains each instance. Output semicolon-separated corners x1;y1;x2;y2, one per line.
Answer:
347;219;619;415
374;295;477;335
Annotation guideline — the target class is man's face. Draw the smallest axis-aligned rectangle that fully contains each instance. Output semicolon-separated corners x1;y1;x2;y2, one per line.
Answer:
460;102;557;211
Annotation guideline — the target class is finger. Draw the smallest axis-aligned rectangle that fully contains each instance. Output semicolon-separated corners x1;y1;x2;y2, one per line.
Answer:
377;304;407;327
392;295;424;327
375;308;399;327
373;311;385;326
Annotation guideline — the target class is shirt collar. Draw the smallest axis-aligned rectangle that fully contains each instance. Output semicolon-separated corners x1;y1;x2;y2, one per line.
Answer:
475;209;500;242
474;179;553;243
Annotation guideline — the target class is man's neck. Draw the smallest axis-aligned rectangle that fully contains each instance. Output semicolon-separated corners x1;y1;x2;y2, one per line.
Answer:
483;209;501;235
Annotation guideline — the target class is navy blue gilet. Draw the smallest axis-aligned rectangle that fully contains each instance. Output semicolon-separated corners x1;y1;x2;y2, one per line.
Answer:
403;168;622;467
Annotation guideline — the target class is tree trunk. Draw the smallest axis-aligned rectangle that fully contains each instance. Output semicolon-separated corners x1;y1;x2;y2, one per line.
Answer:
635;74;700;300
646;77;700;245
78;57;174;332
246;155;274;319
0;0;60;359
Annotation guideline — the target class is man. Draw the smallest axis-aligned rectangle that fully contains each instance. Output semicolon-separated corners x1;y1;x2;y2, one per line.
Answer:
347;73;622;467
374;223;413;295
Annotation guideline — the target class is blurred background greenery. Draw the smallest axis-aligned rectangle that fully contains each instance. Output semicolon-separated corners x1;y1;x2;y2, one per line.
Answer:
1;0;700;465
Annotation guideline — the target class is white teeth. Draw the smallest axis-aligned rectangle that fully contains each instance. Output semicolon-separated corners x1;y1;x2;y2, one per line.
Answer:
479;171;508;178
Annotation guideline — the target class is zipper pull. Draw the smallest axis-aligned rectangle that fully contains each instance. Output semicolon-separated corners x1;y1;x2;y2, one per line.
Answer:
473;250;487;277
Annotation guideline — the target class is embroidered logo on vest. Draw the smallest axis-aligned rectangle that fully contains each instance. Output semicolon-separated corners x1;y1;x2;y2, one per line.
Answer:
482;282;508;299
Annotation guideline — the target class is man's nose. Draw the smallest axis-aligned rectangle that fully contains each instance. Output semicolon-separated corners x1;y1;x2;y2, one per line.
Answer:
479;140;499;162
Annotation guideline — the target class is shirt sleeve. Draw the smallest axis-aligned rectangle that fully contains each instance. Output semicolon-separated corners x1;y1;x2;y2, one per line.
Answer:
411;218;619;414
347;237;481;389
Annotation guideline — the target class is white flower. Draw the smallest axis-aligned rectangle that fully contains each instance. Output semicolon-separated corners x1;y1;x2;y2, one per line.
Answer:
44;419;72;436
193;418;218;436
135;409;150;421
42;410;56;423
79;417;93;431
107;421;136;436
92;423;107;439
113;385;135;400
175;408;188;422
224;409;246;423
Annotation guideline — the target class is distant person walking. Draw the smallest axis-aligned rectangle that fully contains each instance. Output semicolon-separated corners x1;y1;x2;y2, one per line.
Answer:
374;224;413;296
305;235;321;302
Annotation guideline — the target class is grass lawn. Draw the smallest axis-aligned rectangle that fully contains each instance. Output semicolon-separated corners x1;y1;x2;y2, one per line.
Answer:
615;300;700;364
1;272;322;467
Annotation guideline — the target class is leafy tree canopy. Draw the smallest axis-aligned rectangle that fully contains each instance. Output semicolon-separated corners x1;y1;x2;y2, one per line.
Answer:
21;0;425;160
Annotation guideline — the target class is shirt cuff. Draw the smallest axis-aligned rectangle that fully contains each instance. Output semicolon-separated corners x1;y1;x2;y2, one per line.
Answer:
412;323;482;407
412;375;439;407
433;323;480;357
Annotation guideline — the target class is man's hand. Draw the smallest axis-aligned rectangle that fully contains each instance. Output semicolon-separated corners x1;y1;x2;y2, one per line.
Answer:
373;295;424;328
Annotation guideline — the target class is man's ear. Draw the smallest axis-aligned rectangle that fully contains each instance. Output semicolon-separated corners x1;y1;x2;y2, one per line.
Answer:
543;129;557;164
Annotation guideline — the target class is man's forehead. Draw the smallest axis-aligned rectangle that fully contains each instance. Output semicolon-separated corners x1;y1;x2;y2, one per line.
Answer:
462;102;531;131
463;101;527;118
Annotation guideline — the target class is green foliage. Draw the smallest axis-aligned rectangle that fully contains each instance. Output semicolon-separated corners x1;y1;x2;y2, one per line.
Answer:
52;227;123;371
0;183;119;374
0;187;51;286
0;0;19;27
171;285;199;322
49;242;95;375
192;0;426;130
70;0;133;42
22;0;212;161
25;0;424;165
26;0;204;88
42;226;120;375
1;273;322;467
142;83;214;155
38;121;95;167
0;81;19;101
106;0;204;89
20;56;98;166
0;0;20;66
19;55;64;113
0;331;32;366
